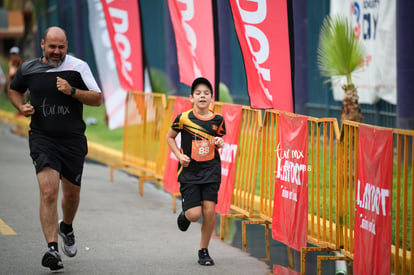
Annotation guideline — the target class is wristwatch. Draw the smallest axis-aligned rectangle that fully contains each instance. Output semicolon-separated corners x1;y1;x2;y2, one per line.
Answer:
70;86;76;97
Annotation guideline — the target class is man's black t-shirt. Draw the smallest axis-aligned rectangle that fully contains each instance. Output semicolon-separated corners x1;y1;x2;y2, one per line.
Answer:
171;109;226;184
10;55;101;137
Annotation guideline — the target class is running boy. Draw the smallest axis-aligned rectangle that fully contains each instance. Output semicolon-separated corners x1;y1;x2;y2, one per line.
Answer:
166;77;226;266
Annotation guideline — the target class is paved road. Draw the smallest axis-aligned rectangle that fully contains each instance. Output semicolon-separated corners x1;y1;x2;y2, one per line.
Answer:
0;121;270;275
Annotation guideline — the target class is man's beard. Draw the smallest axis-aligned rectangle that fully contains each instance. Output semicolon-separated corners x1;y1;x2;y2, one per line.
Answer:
44;52;64;67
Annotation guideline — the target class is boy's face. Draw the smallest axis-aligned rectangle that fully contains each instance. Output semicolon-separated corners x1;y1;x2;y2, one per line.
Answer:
190;84;212;109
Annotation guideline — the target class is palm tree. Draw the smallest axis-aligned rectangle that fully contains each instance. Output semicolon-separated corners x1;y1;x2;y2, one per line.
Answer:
317;15;366;123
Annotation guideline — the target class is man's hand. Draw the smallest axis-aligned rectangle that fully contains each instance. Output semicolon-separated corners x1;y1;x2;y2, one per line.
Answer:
56;76;71;96
20;103;35;117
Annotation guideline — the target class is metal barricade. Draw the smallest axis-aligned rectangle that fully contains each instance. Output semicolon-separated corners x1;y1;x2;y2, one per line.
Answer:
155;96;176;181
392;127;414;274
110;91;166;195
301;117;342;274
316;121;414;275
214;103;265;258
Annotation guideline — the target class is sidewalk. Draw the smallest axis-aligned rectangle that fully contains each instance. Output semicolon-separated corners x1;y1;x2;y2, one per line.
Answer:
0;121;270;275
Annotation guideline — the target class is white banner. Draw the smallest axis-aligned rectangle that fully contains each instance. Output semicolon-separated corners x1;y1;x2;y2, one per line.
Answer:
87;0;126;129
330;0;396;105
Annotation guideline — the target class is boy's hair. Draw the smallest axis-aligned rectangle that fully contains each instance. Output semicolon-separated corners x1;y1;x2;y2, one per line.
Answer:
191;77;212;95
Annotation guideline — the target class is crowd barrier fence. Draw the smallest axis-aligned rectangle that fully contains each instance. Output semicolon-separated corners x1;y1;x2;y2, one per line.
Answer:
258;110;342;270
110;92;413;274
328;121;413;275
392;127;414;274
213;103;265;258
2;90;413;274
109;91;166;195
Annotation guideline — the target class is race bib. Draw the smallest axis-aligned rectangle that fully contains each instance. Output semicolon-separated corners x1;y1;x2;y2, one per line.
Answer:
191;139;215;162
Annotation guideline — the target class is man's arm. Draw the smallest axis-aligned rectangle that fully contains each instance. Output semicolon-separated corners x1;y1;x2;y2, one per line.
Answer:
56;76;102;106
70;88;102;107
9;89;34;117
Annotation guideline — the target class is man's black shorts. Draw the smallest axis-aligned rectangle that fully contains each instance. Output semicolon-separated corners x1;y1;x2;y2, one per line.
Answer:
179;182;220;211
28;131;87;186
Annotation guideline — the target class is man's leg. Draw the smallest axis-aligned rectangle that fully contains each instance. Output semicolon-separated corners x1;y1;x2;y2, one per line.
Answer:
37;167;60;244
60;176;80;224
58;176;80;258
200;200;216;249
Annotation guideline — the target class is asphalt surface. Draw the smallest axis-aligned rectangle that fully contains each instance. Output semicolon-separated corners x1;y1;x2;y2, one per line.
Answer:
0;121;270;275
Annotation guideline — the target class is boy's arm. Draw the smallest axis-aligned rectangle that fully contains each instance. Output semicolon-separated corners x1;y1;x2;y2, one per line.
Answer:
214;117;226;149
166;128;191;167
214;136;225;149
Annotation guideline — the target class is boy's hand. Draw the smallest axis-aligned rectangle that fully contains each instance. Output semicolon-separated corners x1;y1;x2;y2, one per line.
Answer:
214;137;225;149
179;154;191;167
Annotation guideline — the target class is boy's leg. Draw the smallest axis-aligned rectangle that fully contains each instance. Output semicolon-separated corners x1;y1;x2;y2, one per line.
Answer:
185;206;202;222
178;183;202;231
179;182;203;222
200;200;216;249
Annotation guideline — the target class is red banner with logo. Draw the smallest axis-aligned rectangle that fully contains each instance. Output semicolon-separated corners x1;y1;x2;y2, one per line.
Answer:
168;0;215;95
229;0;292;111
354;125;393;275
273;264;300;275
163;97;193;194
272;113;308;251
101;0;143;91
216;104;242;214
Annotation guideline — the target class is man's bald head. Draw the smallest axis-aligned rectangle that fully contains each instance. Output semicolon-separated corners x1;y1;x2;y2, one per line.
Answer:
41;26;68;67
43;26;68;43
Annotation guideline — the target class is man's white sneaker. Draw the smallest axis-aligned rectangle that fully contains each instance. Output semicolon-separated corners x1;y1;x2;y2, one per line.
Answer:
58;219;78;257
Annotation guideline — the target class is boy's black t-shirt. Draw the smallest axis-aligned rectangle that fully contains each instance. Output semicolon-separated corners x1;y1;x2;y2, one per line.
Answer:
171;109;226;184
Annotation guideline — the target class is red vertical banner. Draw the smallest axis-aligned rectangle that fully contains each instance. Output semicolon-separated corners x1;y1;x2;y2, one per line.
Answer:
354;125;393;275
101;0;144;91
163;97;193;194
229;0;293;111
273;264;300;275
216;104;243;214
272;113;308;251
168;0;215;96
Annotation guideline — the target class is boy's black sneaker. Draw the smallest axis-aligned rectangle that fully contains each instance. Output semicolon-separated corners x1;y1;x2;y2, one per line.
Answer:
41;249;64;271
177;211;190;231
198;248;215;266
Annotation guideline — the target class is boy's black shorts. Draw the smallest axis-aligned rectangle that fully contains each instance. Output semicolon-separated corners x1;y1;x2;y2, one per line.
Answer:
180;182;220;211
28;131;87;186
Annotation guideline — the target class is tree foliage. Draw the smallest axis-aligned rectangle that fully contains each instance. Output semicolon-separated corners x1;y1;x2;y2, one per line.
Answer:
317;15;365;85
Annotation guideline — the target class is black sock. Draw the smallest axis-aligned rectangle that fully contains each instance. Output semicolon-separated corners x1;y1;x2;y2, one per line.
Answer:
48;242;58;251
60;221;73;234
